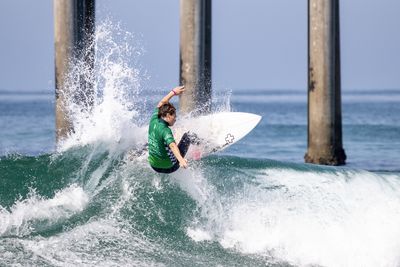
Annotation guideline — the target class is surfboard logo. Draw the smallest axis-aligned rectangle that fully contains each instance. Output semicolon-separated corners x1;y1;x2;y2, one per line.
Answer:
225;133;235;144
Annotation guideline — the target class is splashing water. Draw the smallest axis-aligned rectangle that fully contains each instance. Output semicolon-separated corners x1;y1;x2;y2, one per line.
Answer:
59;19;147;152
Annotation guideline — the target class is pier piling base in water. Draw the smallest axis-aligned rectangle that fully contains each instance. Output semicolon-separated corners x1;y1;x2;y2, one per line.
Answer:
305;0;346;166
54;0;95;143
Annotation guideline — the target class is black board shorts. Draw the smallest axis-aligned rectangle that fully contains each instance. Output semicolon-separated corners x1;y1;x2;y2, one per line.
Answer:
151;132;193;174
151;163;180;174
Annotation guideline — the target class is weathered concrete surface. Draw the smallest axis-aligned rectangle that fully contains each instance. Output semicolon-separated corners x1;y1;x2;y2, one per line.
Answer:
179;0;212;115
305;0;346;165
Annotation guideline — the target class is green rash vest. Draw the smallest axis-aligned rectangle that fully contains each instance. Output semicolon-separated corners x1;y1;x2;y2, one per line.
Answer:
148;108;176;169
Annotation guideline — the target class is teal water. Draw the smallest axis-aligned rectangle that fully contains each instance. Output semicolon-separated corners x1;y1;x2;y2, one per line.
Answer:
1;90;400;266
1;148;400;266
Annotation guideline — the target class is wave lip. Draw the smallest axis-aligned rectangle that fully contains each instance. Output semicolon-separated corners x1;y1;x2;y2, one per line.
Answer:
0;184;89;237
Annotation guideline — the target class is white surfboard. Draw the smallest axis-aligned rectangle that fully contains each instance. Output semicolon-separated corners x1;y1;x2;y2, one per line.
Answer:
173;112;262;159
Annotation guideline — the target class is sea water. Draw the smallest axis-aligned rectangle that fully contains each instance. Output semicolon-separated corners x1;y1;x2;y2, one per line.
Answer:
1;20;400;267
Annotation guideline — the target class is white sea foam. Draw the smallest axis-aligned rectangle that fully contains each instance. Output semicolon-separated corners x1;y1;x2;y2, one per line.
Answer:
0;184;88;237
19;219;161;267
187;227;212;242
188;168;400;267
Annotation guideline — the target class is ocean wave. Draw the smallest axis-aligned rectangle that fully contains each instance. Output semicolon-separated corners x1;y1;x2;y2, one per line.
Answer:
1;147;400;266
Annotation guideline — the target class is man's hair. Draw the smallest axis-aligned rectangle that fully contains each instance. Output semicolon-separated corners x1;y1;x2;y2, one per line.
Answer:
158;103;176;118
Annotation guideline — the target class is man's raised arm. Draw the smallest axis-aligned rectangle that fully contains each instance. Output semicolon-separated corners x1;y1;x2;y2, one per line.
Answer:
157;86;185;108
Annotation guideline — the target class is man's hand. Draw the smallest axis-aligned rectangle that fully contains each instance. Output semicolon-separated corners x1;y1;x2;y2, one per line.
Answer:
172;85;185;95
158;85;186;108
179;158;188;169
169;142;189;169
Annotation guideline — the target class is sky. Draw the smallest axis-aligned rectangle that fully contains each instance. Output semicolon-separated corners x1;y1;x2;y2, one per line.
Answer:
0;0;399;92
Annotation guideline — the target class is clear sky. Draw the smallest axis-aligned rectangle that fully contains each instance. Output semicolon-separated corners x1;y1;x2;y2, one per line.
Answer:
0;0;399;92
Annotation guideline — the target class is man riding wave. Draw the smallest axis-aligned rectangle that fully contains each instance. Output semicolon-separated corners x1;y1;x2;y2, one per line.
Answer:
148;86;198;174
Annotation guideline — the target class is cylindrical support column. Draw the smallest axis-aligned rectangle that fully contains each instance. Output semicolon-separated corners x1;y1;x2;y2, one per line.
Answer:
305;0;346;165
54;0;95;143
179;0;212;115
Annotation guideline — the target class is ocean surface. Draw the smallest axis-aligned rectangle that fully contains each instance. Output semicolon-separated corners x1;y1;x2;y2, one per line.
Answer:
1;22;400;267
1;89;399;171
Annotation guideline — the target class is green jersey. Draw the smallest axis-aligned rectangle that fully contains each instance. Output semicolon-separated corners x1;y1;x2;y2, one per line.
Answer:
148;108;176;169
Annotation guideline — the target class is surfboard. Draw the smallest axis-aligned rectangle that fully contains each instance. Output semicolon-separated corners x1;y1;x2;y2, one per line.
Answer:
173;112;262;160
127;111;262;161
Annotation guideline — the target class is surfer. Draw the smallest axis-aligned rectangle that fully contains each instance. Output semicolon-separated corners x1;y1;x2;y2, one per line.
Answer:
148;86;198;174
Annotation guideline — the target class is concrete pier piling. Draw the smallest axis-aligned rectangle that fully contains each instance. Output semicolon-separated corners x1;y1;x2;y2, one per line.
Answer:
305;0;346;165
179;0;212;115
54;0;95;143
